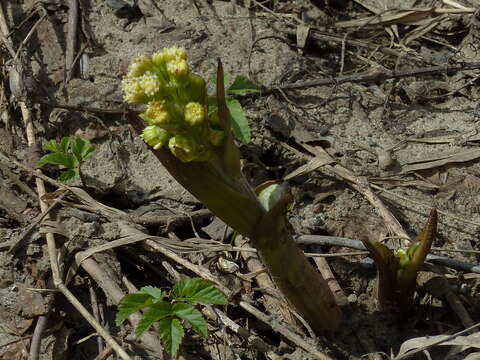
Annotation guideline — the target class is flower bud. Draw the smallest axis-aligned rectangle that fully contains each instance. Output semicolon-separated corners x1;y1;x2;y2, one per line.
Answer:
139;72;161;97
142;125;170;150
166;58;188;79
168;135;196;162
163;46;187;61
127;55;153;77
122;78;147;104
186;73;206;103
144;101;170;125
184;102;205;126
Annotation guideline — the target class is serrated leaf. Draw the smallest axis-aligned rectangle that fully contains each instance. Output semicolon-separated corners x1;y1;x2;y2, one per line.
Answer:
227;76;261;96
71;136;95;162
60;137;70;153
36;152;75;169
173;278;228;305
173;303;208;337
140;286;166;302
58;169;78;184
43;139;61;153
158;317;184;357
136;301;173;337
116;293;153;325
226;98;251;144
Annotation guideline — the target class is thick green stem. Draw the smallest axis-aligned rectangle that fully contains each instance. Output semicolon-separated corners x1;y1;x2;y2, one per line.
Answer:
128;113;342;333
253;219;342;333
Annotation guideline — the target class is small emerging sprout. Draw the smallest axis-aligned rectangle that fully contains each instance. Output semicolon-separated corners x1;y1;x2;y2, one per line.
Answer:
122;47;224;162
362;209;438;312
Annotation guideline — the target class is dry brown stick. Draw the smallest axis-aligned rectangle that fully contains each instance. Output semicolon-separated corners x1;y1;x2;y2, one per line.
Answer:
133;208;212;227
393;322;480;360
0;5;16;58
271;62;480;91
306;29;406;58
94;346;114;360
89;280;104;355
13;12;47;60
238;301;334;360
8;190;68;253
65;0;79;82
211;307;271;353
313;257;349;307
0;162;38;201
424;276;475;331
28;314;48;360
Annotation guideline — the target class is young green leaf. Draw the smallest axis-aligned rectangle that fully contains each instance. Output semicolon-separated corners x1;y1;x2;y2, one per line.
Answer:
60;136;70;154
37;152;76;169
58;168;78;184
116;293;153;325
158;317;184;357
227;75;261;96
173;278;228;305
139;286;167;302
136;301;173;337
71;136;96;162
226;98;250;144
173;303;208;337
37;136;96;184
43;139;61;153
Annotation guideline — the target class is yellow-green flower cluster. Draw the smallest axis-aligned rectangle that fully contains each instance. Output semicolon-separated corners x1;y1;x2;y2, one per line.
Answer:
122;46;225;162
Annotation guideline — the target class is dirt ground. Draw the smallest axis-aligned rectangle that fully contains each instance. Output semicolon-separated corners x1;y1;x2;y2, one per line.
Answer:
0;0;479;359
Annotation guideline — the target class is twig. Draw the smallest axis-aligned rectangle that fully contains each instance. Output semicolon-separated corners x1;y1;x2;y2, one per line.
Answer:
370;183;480;228
28;314;48;360
133;208;212;228
8;190;68;253
424;276;475;330
212;307;271;353
306;29;407;58
238;301;334;360
393;322;480;360
89;280;104;355
14;12;47;61
95;346;114;360
65;0;79;82
269;62;480;91
296;235;480;274
0;321;63;349
313;257;349;307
